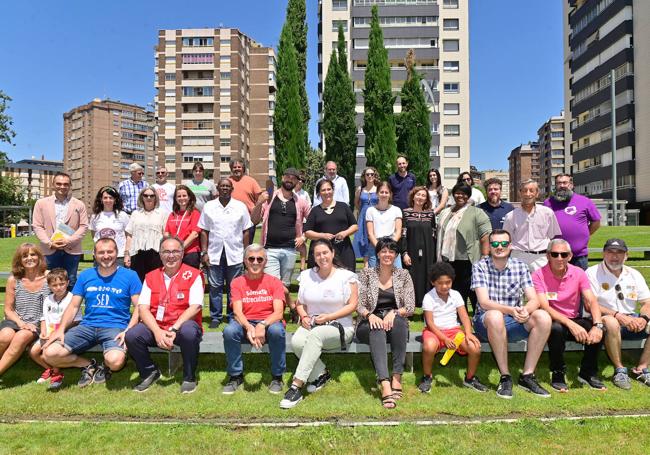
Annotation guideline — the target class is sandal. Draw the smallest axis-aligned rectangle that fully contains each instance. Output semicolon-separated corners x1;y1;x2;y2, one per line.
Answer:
391;387;403;399
381;394;397;409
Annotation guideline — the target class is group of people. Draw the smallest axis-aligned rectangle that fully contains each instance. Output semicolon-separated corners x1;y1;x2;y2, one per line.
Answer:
1;158;649;411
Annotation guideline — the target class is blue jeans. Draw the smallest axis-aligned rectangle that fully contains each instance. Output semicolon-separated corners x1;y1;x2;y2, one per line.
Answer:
63;325;125;354
570;255;589;271
223;319;286;377
473;312;530;342
368;253;402;269
206;250;243;324
45;250;81;290
265;247;297;286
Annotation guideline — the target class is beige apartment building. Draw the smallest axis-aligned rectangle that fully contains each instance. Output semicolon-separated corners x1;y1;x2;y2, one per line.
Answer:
537;110;566;197
508;142;540;202
1;157;63;201
154;28;276;185
318;0;470;187
63;99;155;208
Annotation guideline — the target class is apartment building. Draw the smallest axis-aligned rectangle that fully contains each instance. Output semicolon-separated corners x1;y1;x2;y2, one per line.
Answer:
154;28;276;185
537;110;566;196
63;99;155;208
564;0;650;221
318;0;470;187
1;157;63;201
508;141;540;202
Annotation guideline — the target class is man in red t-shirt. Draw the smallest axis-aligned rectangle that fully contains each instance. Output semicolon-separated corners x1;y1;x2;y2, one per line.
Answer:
125;237;204;394
222;244;286;395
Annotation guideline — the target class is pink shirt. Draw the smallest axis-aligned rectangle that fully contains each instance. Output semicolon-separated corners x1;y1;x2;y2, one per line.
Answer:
532;263;591;318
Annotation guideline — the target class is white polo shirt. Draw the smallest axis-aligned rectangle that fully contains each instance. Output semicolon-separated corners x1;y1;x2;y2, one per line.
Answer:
422;288;464;329
198;198;252;266
586;262;650;314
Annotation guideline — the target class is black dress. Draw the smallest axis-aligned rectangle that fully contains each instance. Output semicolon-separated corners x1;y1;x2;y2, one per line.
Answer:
401;208;436;307
304;203;358;272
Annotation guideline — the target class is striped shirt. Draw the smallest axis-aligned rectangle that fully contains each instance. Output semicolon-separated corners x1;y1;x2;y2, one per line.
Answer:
471;256;533;313
14;279;49;325
118;179;148;214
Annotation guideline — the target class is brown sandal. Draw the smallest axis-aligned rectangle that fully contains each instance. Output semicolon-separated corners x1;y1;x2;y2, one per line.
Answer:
381;394;397;409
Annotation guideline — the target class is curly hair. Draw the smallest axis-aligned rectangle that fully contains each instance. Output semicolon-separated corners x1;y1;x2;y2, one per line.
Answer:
92;186;124;215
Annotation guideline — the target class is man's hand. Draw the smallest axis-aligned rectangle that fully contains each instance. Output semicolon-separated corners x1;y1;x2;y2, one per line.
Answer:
630;316;647;332
615;313;637;331
294;236;305;248
51;238;68;250
512;307;529;324
587;325;603;344
402;253;412;267
254;324;266;347
201;253;210;267
246;324;263;349
114;330;128;347
256;192;269;205
154;329;173;350
568;321;589;344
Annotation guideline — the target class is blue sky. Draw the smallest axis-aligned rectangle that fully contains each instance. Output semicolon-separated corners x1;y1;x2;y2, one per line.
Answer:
0;0;564;171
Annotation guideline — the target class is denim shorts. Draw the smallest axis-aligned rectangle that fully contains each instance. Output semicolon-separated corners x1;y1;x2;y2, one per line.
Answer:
620;313;650;341
473;312;530;342
63;325;125;354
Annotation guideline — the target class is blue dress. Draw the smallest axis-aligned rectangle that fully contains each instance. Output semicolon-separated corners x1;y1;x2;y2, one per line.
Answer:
353;189;379;258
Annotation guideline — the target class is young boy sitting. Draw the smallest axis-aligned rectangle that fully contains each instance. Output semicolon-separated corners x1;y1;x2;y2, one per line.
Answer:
29;268;81;389
418;262;487;393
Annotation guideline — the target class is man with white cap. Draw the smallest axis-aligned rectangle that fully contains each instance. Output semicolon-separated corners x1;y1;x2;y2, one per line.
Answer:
586;238;650;390
119;163;149;214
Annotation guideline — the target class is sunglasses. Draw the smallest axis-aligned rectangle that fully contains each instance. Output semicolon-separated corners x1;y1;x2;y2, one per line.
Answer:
143;194;156;199
155;171;166;175
490;241;510;248
615;284;624;301
137;172;144;175
549;251;570;258
365;172;375;176
247;256;264;263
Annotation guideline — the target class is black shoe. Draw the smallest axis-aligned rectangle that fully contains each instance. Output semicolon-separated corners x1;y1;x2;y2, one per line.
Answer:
496;374;513;399
280;384;303;409
181;380;198;394
209;320;221;329
518;374;550;398
550;370;568;392
133;369;161;393
418;375;433;393
78;359;98;388
222;375;244;395
306;370;331;393
93;363;112;384
463;375;488;393
577;372;607;390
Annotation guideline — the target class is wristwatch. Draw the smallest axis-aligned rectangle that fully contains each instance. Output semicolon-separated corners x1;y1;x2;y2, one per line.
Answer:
170;327;179;333
640;315;650;323
259;320;267;327
594;322;604;330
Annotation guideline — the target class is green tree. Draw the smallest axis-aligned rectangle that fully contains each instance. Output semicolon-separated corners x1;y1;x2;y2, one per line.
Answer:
303;145;326;196
396;49;432;185
285;0;310;128
0;92;23;217
322;26;357;201
274;24;306;176
0;90;16;145
362;5;397;179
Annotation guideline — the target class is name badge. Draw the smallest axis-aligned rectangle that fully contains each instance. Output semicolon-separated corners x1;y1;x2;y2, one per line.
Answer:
546;292;558;301
156;305;165;321
176;292;185;300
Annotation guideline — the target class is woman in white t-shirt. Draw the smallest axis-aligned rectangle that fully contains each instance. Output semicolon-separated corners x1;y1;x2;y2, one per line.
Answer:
280;239;358;409
365;181;403;268
89;186;130;265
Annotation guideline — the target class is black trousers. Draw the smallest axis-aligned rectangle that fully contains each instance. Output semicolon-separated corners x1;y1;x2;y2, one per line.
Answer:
547;318;601;376
449;260;477;314
355;315;409;381
130;249;162;282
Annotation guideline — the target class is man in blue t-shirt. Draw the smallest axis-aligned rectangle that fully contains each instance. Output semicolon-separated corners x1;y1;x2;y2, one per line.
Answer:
44;237;142;387
478;178;514;231
388;155;416;210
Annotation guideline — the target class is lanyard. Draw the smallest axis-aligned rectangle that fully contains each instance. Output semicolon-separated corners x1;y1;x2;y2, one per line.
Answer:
174;210;188;237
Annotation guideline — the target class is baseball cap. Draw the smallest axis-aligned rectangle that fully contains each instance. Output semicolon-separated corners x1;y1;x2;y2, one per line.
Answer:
283;167;301;178
603;238;628;252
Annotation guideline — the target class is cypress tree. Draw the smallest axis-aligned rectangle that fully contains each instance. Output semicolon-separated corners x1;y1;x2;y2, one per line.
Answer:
322;26;357;201
363;5;397;179
285;0;310;129
274;24;305;176
396;49;432;185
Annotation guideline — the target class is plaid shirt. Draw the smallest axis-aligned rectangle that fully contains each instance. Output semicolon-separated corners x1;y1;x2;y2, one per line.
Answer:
118;179;148;214
471;256;533;313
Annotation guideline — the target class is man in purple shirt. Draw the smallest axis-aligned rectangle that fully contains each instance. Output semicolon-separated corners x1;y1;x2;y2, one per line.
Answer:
388;155;416;210
543;174;601;270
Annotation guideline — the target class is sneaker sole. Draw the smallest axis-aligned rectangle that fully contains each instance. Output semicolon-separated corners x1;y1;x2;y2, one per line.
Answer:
280;396;303;409
268;388;284;395
222;388;240;395
306;384;325;394
182;387;197;394
496;391;513;400
550;383;569;392
576;376;606;390
418;387;432;394
78;377;95;388
518;384;551;398
463;382;488;393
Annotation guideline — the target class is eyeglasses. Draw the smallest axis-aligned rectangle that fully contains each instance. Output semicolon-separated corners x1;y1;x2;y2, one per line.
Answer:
490;241;510;248
247;256;264;263
615;284;625;301
549;251;570;258
137;172;144;175
143;194;156;199
161;250;183;257
155;171;166;175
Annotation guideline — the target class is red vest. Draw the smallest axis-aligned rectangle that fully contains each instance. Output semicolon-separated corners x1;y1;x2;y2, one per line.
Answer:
144;264;204;331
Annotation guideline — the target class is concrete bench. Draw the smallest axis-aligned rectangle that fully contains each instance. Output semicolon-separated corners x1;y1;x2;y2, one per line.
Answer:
86;331;647;376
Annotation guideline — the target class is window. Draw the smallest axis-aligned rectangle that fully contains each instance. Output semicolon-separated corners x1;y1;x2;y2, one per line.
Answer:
165;89;175;97
443;103;460;115
443;82;460;93
182;120;214;130
165;106;175;113
443;18;459;30
221;104;231;112
332;20;348;32
165;73;176;81
182;54;213;64
354;37;436;49
182;136;214;146
220;88;231;97
353;16;437;28
443;0;459;8
220;72;231;80
443;124;460;136
220;138;231;147
182;37;214;47
444;167;461;179
220;55;231;63
165;56;175;63
220;122;231;130
443;40;459;52
333;0;347;9
182;86;213;97
221;39;231;46
443;61;459;72
182;103;214;113
165;139;176;146
443;146;460;158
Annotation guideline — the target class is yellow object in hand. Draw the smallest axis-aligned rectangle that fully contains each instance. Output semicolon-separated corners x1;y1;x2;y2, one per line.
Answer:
439;332;466;366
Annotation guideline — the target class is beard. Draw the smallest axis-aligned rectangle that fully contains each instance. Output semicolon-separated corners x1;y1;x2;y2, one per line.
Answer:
554;188;573;202
282;181;295;191
604;259;623;271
